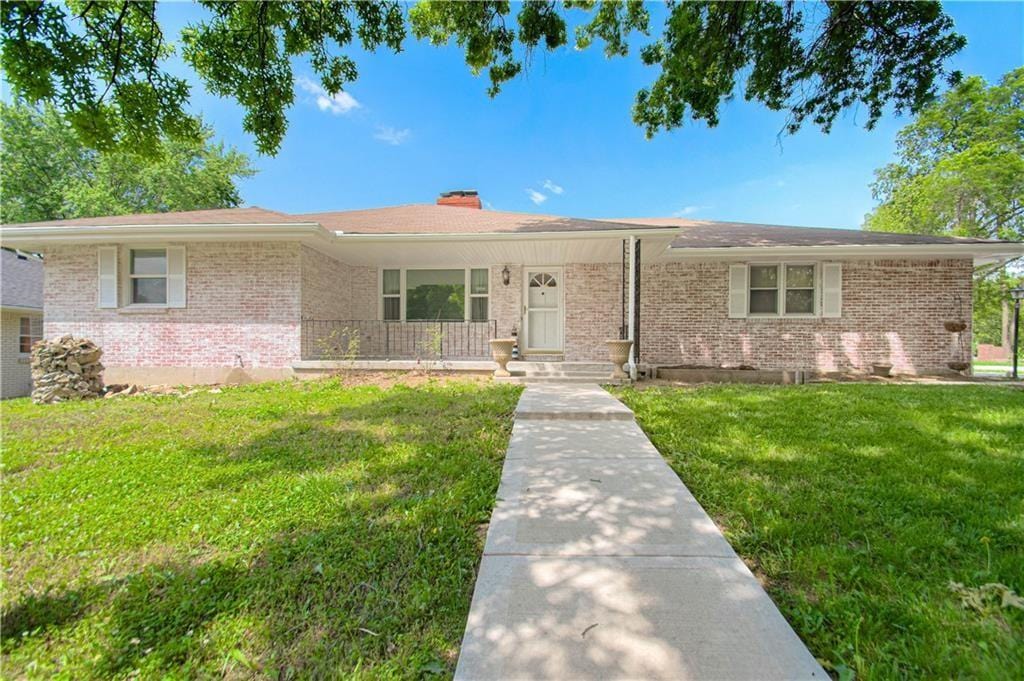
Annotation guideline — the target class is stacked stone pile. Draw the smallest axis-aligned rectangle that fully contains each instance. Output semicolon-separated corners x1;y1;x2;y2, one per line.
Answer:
31;336;105;403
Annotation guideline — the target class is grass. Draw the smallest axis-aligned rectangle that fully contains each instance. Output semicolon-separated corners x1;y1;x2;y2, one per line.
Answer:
1;378;521;679
614;384;1024;679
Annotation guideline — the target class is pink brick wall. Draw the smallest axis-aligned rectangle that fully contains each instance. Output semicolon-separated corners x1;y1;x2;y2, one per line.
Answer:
301;246;348;320
490;264;522;339
564;263;623;361
44;242;303;368
639;258;973;373
348;265;378;320
41;244;975;375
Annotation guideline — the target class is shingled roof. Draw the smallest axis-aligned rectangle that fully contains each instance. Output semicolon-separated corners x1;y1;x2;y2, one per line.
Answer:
296;205;670;235
1;204;1014;248
607;218;1005;248
1;206;306;228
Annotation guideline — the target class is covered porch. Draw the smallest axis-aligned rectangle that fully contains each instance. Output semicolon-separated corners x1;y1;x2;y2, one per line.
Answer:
299;228;674;367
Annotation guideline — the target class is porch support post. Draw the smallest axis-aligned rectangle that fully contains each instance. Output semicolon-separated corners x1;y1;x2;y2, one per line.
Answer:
627;235;637;378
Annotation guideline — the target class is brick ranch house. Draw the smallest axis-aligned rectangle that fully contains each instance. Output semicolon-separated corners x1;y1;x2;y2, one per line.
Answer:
1;190;1022;385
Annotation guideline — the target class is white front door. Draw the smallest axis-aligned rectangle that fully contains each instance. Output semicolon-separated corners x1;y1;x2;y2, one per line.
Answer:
523;268;562;352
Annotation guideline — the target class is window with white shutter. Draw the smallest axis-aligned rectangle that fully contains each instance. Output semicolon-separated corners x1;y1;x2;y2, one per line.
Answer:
821;263;842;318
97;246;119;308
728;264;748;318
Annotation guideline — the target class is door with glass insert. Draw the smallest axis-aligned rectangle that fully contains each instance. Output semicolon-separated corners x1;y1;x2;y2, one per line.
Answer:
524;269;562;352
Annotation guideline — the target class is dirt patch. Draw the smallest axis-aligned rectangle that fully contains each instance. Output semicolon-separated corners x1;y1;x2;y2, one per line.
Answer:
317;370;492;389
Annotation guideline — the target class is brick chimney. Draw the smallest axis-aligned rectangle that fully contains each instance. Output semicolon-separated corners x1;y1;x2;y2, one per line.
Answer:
437;190;482;209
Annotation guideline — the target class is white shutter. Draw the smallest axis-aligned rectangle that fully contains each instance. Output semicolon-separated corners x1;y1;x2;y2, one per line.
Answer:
97;246;118;308
166;246;187;308
821;263;842;318
728;264;748;318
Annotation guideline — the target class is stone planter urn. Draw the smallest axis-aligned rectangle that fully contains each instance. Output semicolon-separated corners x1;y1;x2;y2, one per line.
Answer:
605;339;634;379
489;339;516;377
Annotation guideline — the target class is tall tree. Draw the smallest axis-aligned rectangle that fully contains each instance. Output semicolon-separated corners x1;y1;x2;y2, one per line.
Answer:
865;68;1024;241
864;67;1024;350
0;101;255;224
2;1;966;156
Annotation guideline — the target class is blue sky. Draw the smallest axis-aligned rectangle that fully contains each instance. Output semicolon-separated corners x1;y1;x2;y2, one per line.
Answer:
160;1;1022;229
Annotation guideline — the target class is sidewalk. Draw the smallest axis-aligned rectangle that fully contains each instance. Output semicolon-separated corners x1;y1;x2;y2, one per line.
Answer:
454;383;825;680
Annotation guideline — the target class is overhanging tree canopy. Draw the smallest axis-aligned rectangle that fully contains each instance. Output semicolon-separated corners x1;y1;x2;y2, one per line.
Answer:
1;101;255;223
2;1;966;156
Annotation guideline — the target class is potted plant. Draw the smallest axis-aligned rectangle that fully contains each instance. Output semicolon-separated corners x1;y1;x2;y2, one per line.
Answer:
872;363;893;377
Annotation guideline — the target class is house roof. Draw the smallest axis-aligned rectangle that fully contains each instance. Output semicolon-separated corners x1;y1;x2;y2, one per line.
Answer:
295;205;669;235
1;248;44;310
0;206;307;228
607;218;1006;248
1;205;1018;256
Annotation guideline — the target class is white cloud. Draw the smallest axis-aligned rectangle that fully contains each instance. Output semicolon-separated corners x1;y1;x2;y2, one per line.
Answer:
373;125;411;146
526;189;547;205
296;76;360;115
672;205;710;217
542;179;564;195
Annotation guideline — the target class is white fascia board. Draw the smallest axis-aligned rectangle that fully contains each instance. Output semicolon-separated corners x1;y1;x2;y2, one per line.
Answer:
664;242;1024;265
0;222;332;248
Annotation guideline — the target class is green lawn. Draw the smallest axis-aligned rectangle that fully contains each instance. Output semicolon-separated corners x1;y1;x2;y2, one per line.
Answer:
615;384;1024;679
1;378;521;679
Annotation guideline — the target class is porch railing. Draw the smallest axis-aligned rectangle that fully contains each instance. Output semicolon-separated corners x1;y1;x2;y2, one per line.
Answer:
301;319;498;361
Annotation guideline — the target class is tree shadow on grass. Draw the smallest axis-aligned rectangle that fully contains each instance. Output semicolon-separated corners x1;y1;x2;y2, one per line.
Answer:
3;482;488;677
193;382;519;491
621;384;1024;676
2;382;520;678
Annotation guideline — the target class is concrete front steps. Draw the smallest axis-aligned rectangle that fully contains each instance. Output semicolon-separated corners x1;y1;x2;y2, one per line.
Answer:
497;361;626;385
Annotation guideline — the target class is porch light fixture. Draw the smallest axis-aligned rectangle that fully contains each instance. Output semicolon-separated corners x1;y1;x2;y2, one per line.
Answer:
1012;287;1024;380
502;266;511;286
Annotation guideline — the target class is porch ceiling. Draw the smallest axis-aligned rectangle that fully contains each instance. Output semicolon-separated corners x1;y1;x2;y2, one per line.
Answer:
327;233;679;267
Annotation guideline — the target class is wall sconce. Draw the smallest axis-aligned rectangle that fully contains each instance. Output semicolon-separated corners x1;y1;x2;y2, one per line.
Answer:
502;266;511;286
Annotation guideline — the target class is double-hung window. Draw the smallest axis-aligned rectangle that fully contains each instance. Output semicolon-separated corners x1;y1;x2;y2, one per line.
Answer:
19;316;41;354
129;248;168;305
381;268;490;321
748;265;780;315
748;263;817;316
382;269;401;320
783;264;816;315
469;268;489;321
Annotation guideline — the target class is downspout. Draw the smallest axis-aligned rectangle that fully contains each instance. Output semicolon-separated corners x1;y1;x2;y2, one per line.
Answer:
627;235;637;379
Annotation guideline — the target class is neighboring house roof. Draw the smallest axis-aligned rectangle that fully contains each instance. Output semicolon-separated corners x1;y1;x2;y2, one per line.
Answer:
1;248;44;310
607;218;1005;248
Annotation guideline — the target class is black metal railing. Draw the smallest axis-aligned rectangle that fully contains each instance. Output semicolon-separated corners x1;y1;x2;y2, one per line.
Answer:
301;319;498;361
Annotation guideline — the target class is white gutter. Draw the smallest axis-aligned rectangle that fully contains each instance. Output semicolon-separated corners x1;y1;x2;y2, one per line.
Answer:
0;304;43;313
664;242;1024;263
0;222;678;247
0;222;332;246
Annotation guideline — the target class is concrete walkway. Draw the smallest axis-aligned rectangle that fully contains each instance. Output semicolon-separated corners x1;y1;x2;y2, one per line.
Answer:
455;384;825;680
